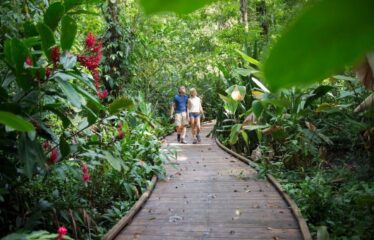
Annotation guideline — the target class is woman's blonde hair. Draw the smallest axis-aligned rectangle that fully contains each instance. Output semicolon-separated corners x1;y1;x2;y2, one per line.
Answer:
190;88;197;94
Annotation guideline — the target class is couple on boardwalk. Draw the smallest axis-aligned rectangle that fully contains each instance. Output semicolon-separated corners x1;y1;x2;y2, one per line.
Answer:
170;86;204;144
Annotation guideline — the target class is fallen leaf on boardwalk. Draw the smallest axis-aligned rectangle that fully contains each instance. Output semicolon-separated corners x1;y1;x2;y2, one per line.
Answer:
233;189;238;192
246;189;251;192
267;227;273;230
273;237;279;240
149;217;156;220
230;230;235;235
235;209;241;216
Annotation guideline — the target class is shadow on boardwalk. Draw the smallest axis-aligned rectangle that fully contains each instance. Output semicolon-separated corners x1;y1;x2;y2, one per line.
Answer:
116;122;303;240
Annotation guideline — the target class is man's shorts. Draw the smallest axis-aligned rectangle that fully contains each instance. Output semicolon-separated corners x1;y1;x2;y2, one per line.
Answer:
175;112;188;126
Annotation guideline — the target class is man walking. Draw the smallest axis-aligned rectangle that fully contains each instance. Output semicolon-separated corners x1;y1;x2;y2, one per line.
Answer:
170;86;189;144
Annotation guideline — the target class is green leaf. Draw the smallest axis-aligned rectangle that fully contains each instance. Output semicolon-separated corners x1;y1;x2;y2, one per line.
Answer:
139;0;218;14
44;2;65;31
61;16;77;51
60;54;77;69
24;21;38;37
56;80;82;108
43;105;72;128
64;0;83;12
235;49;261;67
241;131;249;145
36;22;56;60
18;134;45;179
0;111;34;132
317;226;329;240
264;0;374;90
60;136;70;159
74;85;105;111
10;39;31;90
4;40;13;65
108;97;134;115
304;85;334;108
251;100;263;118
102;150;122;171
229;124;242;145
242;124;269;131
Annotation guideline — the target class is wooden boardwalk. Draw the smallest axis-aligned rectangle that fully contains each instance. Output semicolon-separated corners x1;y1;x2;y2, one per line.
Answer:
116;122;304;240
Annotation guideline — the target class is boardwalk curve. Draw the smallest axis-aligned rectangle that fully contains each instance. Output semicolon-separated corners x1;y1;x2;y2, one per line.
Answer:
114;122;307;240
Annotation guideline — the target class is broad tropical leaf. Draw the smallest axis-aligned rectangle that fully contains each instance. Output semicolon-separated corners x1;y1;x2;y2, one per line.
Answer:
0;111;34;132
264;0;374;90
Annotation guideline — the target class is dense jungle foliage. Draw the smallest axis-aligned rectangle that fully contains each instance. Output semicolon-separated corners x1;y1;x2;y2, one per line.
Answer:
0;0;373;239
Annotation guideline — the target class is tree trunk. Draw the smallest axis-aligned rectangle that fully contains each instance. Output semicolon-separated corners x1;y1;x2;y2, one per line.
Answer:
240;0;249;32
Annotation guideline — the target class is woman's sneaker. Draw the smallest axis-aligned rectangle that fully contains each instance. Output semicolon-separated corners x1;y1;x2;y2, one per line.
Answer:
181;138;187;144
177;134;181;143
196;134;201;143
193;139;198;144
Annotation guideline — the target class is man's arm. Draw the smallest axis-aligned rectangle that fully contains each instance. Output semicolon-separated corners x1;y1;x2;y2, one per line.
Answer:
186;99;191;120
170;102;175;118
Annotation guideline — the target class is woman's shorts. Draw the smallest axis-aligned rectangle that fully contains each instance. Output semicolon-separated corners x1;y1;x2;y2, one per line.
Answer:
175;112;188;126
189;112;201;119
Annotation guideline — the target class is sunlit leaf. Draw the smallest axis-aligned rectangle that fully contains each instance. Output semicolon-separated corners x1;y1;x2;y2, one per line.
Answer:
61;16;77;51
139;0;218;14
108;96;134;115
235;49;261;67
44;2;65;31
0;111;34;132
36;22;56;60
264;0;374;90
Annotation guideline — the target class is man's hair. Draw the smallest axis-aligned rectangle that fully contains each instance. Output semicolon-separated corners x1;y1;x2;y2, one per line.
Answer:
178;86;185;93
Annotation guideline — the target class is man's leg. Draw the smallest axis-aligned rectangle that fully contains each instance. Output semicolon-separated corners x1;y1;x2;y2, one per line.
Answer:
180;112;187;143
175;113;182;142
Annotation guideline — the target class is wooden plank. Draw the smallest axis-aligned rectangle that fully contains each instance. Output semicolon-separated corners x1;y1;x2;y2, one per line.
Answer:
115;124;305;240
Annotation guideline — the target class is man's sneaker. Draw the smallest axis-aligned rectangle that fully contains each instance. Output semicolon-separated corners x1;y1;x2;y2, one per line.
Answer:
193;139;198;144
196;134;201;143
181;138;187;144
177;134;181;143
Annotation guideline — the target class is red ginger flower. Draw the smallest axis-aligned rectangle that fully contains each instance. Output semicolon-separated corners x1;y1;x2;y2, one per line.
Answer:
25;57;33;66
82;163;88;174
45;67;52;79
57;226;67;240
82;163;90;184
98;89;108;99
51;46;60;65
49;148;58;164
117;122;124;139
42;140;51;150
85;32;96;49
83;173;90;183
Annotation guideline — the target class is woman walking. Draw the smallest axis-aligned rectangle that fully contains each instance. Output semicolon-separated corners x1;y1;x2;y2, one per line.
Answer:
188;88;204;144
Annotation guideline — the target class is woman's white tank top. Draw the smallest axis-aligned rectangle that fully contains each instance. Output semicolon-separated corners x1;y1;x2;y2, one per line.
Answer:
189;96;201;113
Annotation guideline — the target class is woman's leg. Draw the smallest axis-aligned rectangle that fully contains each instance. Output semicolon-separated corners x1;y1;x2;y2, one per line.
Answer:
190;118;196;139
196;117;201;142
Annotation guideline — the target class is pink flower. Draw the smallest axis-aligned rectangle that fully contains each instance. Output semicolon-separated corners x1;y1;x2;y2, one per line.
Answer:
57;226;67;239
51;47;60;65
85;32;96;49
25;57;33;66
98;89;108;99
49;148;58;164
